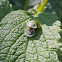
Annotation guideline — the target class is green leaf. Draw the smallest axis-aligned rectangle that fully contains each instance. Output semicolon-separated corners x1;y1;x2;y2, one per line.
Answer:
32;9;37;14
0;10;62;62
45;0;62;21
0;0;13;22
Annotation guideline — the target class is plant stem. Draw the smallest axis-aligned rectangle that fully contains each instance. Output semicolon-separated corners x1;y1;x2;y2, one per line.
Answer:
24;0;29;10
37;0;48;13
41;0;44;5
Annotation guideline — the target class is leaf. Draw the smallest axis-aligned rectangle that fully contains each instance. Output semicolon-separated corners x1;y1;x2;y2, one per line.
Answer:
0;0;13;22
44;0;62;21
0;10;62;62
32;9;37;14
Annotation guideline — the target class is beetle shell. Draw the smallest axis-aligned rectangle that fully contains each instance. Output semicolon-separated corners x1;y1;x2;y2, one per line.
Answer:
27;21;37;29
25;28;35;37
25;20;41;37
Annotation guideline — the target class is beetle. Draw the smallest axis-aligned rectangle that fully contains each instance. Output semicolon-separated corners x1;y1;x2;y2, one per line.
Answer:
25;20;41;37
27;21;37;29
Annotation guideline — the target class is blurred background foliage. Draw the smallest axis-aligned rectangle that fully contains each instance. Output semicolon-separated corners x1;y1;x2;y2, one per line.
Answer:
9;0;62;22
9;0;26;10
